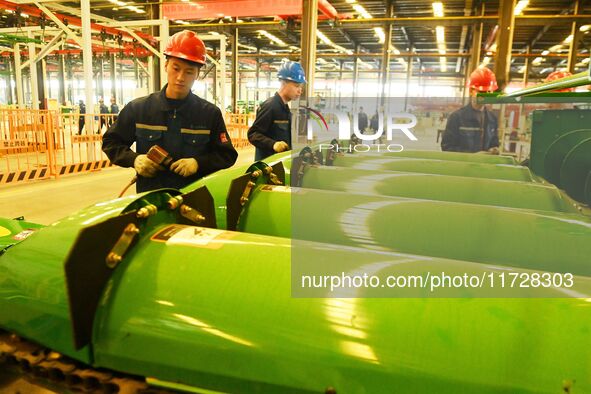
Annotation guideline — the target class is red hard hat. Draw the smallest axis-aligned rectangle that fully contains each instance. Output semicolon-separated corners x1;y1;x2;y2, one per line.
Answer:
164;30;206;66
468;67;498;92
544;70;574;92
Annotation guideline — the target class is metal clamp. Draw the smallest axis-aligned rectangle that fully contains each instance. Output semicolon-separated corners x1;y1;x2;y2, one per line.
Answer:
105;223;140;268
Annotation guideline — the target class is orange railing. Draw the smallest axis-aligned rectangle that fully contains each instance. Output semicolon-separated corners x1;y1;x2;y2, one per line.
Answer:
0;109;252;185
225;113;255;149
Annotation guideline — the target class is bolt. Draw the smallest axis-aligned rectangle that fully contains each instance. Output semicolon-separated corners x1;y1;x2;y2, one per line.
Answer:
106;252;122;267
167;196;183;210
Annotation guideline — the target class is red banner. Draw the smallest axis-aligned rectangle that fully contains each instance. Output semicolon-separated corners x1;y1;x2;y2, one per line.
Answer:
163;0;302;20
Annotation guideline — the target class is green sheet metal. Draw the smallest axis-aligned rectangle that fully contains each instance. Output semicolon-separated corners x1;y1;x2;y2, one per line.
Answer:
558;138;591;203
331;155;534;182
543;129;591;186
365;150;516;164
299;166;578;213
0;218;44;252
239;185;591;275
90;222;591;393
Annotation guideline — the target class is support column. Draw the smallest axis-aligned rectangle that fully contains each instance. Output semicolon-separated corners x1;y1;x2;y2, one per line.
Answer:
110;53;117;102
353;43;360;110
58;54;66;105
522;45;530;87
149;4;161;89
14;46;24;106
255;52;260;102
7;58;14;105
231;25;239;113
38;60;47;108
301;0;318;101
27;32;39;109
147;55;154;93
98;56;105;99
81;0;94;111
118;56;124;104
404;56;412;111
493;0;516;91
380;0;394;106
159;19;169;87
567;0;581;73
469;4;485;73
219;37;227;111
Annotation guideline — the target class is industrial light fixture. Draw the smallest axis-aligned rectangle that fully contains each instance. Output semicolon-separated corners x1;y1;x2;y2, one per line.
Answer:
563;34;574;44
432;3;446;72
532;57;543;66
374;27;385;44
352;4;372;19
316;30;353;54
580;25;591;32
432;2;444;18
257;30;288;47
541;50;550;56
514;0;529;16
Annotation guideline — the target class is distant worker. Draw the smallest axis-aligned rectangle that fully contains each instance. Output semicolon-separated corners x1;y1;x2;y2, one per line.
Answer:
441;67;499;154
109;96;120;126
248;61;306;161
78;100;86;134
544;70;574;92
102;30;238;193
97;98;109;134
358;106;368;134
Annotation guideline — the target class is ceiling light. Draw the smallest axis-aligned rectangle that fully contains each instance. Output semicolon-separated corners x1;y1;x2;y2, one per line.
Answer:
257;30;287;47
374;27;385;43
352;4;372;19
580;25;591;32
435;26;445;43
541;50;549;55
514;0;529;16
432;2;444;17
563;34;573;44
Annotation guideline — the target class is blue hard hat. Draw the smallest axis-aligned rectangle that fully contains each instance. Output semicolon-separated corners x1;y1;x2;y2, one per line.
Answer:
277;61;306;84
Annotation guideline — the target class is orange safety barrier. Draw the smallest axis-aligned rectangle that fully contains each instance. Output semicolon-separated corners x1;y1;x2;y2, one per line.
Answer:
0;109;57;185
1;109;253;186
0;109;118;185
57;112;116;175
225;113;255;149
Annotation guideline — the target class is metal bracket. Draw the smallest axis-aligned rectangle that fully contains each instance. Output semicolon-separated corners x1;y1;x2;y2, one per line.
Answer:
64;211;139;350
105;223;140;268
176;186;217;228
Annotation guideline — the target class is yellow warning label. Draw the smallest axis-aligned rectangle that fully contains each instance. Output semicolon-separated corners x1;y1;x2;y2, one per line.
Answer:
0;226;10;237
151;224;231;250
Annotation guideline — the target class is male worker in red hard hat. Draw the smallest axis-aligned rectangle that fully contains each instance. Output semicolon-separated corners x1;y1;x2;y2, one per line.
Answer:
441;67;500;154
248;60;306;161
544;70;575;92
102;30;238;192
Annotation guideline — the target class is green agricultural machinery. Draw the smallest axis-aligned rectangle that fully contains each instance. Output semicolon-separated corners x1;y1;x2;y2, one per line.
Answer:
1;75;591;393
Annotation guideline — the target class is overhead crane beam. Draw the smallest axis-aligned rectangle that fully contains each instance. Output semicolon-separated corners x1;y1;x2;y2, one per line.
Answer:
0;0;156;44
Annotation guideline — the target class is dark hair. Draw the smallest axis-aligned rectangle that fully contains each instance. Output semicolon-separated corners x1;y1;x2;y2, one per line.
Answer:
166;55;203;69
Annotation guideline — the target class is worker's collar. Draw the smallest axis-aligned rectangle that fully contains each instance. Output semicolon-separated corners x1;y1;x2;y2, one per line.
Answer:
157;84;195;111
274;92;290;110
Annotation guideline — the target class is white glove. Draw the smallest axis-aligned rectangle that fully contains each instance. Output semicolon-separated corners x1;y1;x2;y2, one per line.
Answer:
134;154;162;177
170;158;198;177
273;141;289;153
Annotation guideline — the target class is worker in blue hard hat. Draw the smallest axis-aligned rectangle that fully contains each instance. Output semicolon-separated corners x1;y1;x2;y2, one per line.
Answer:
248;60;306;160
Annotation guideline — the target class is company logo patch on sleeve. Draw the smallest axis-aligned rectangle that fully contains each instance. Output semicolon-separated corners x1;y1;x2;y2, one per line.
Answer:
220;132;229;143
